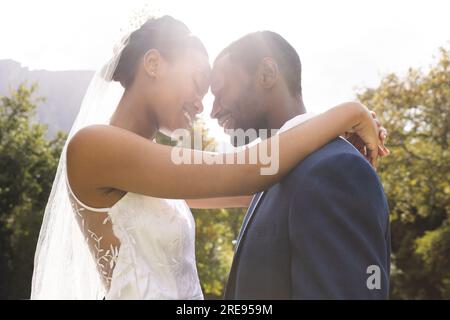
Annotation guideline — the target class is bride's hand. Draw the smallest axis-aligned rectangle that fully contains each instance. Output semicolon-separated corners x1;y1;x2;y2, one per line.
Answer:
346;104;387;168
344;110;390;164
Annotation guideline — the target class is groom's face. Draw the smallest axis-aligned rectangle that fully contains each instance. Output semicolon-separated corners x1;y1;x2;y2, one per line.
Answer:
210;53;266;143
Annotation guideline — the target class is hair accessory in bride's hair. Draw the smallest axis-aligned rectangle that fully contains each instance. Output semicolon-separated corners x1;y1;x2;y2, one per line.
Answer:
100;33;131;82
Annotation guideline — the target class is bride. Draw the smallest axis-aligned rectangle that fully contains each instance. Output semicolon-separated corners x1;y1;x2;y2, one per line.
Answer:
31;15;386;299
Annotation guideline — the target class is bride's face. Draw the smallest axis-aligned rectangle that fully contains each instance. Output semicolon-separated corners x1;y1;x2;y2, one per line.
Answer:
148;48;211;134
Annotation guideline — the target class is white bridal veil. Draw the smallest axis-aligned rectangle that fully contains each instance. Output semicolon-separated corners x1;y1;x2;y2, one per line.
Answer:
30;31;132;299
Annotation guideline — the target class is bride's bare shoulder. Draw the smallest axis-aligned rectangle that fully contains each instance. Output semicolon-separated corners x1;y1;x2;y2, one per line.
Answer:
67;125;152;167
70;124;138;142
69;125;144;150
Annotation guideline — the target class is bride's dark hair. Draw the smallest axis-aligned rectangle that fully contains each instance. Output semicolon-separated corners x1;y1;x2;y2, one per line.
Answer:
113;15;208;88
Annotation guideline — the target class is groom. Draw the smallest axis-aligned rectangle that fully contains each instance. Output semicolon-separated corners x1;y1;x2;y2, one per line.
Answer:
211;31;391;299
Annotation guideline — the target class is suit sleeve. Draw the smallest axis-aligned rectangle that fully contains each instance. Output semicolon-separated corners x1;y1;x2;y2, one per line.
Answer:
288;152;390;299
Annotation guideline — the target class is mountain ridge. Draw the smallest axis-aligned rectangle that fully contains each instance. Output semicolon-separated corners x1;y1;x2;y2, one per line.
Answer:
0;59;95;139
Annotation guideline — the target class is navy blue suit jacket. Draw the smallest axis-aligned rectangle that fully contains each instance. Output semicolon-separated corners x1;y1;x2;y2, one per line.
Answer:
224;138;391;299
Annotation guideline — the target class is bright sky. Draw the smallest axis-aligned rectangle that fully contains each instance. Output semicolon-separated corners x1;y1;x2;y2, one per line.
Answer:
1;0;449;143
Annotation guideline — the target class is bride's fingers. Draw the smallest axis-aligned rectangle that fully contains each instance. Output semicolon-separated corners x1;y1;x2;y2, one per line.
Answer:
378;145;389;157
374;119;381;131
371;120;382;167
364;136;388;159
380;143;390;156
368;145;379;168
379;129;386;145
371;112;386;142
347;133;369;157
378;125;387;136
378;127;390;156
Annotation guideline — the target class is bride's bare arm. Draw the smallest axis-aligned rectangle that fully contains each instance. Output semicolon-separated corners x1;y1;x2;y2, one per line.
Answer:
67;101;379;199
186;109;390;209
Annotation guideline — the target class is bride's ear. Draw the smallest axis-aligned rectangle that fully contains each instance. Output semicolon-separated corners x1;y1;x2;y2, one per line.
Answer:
143;49;160;78
258;57;278;89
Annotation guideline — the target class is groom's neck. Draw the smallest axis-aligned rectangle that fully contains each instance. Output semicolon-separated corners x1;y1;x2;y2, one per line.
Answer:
264;93;306;133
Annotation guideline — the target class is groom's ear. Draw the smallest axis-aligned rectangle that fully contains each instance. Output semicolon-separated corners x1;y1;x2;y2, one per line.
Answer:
143;49;160;78
258;57;278;89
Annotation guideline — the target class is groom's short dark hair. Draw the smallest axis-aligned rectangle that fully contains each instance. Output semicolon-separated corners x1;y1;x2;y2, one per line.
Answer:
217;31;302;96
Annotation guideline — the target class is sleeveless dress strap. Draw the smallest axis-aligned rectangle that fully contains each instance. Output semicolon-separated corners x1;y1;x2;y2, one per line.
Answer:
65;169;110;213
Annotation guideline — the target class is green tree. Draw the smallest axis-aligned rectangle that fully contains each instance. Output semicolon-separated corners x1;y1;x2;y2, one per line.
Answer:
0;83;66;299
193;207;245;299
357;47;450;299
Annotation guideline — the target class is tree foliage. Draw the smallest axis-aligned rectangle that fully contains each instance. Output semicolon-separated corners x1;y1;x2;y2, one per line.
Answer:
0;83;66;299
357;47;450;299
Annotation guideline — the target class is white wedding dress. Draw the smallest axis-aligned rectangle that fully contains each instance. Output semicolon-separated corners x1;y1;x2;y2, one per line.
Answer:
65;167;204;300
